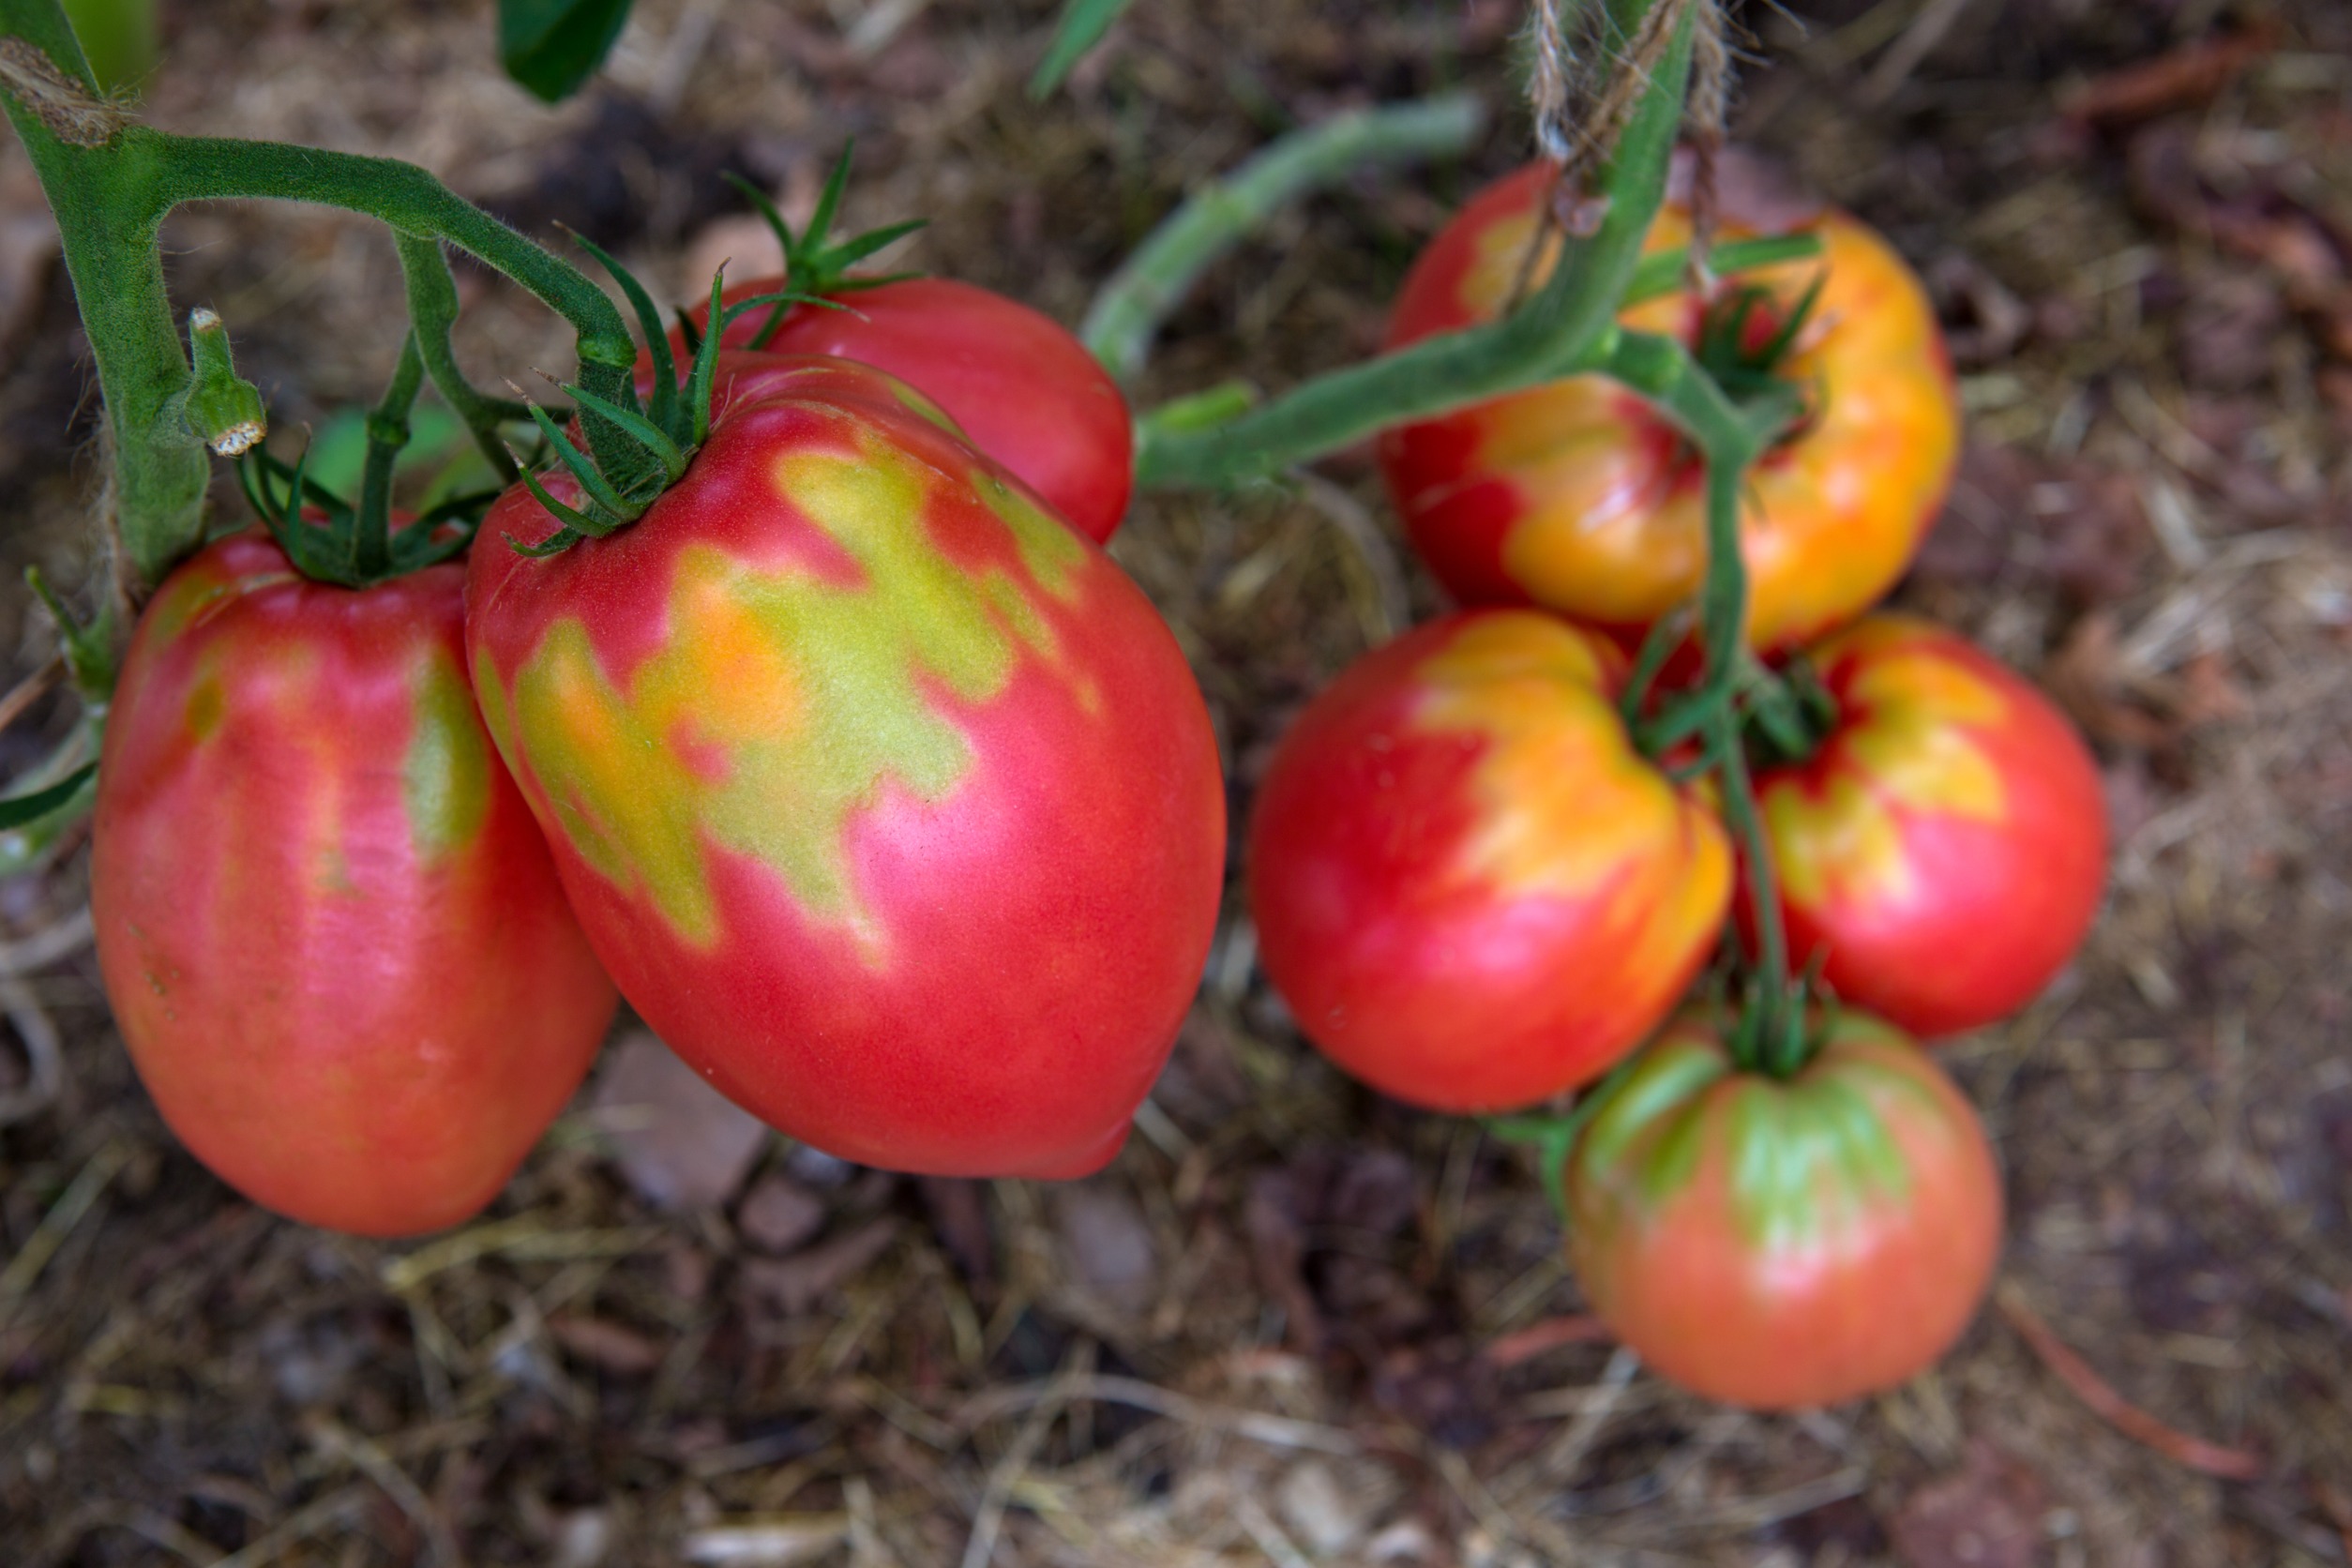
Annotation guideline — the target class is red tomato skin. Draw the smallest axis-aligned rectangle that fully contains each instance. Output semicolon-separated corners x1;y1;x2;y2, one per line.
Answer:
465;354;1223;1180
1756;614;2107;1037
671;277;1133;544
1379;163;1960;651
92;533;617;1238
1247;611;1731;1112
1567;1009;2002;1410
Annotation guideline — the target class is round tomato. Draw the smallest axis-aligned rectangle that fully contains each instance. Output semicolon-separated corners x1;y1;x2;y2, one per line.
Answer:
1247;610;1730;1112
92;532;617;1237
1378;162;1960;651
465;354;1223;1180
1753;613;2106;1037
670;277;1133;544
1566;1007;2002;1410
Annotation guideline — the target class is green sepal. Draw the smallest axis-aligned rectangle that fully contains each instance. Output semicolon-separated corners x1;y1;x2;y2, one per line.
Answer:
245;440;369;589
569;232;681;440
522;404;641;523
722;148;927;318
505;524;590;559
175;308;267;457
561;382;687;486
513;461;620;542
685;270;728;448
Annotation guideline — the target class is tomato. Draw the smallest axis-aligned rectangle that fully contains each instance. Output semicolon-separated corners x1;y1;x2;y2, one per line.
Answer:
92;532;616;1237
1566;1007;2002;1410
1753;613;2106;1037
1247;610;1731;1112
670;277;1134;544
1378;163;1960;651
465;354;1223;1179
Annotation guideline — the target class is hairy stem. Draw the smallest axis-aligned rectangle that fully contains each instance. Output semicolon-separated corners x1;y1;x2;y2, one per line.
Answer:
395;233;527;483
143;132;650;490
354;332;424;580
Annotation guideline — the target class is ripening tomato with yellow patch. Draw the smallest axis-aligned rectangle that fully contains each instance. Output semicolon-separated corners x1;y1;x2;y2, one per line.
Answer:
466;354;1224;1180
1378;161;1960;652
667;277;1134;544
1565;1007;2003;1410
1751;613;2106;1037
1246;611;1731;1112
93;532;617;1237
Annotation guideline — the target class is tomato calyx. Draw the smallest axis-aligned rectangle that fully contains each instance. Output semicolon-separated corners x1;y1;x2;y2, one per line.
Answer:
238;444;490;589
1690;272;1825;453
234;328;501;590
1735;653;1840;770
506;245;826;558
1725;972;1832;1080
716;142;928;353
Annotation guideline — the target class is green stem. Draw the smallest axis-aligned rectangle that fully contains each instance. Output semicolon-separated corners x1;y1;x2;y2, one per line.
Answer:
2;4;204;596
1618;605;1691;729
1134;12;1692;490
1607;331;1799;755
354;332;424;581
143;132;648;488
1707;710;1793;1073
395;233;525;483
1083;94;1486;383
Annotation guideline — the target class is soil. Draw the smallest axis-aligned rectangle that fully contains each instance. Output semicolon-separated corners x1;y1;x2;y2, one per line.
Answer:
0;0;2348;1563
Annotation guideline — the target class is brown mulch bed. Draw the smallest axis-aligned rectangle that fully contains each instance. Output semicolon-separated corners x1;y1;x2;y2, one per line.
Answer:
1;0;2349;1562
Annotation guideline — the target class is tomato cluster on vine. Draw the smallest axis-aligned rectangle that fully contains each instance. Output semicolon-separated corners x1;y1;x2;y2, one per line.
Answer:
1246;165;2109;1410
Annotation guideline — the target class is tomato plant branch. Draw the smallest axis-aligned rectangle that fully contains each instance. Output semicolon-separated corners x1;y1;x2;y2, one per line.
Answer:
1082;94;1486;383
1131;11;1692;490
1593;324;1812;1066
2;7;208;596
143;133;655;489
396;233;527;483
354;332;425;581
1608;330;1800;754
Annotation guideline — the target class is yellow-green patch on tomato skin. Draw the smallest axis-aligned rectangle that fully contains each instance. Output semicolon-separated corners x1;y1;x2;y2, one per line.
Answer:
1565;1008;2001;1410
92;530;617;1239
404;650;493;861
464;353;1225;1181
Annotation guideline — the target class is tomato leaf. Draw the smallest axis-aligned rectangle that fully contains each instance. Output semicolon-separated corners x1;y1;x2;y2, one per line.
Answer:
0;764;96;833
1029;0;1138;99
499;0;634;104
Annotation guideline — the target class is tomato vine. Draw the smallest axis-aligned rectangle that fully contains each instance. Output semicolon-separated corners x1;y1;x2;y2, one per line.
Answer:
6;0;1823;1090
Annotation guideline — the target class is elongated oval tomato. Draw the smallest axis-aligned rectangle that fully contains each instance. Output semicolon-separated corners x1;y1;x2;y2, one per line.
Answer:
1379;163;1959;651
466;354;1223;1179
1247;611;1730;1112
1755;613;2106;1037
1566;1008;2002;1410
672;277;1134;543
92;532;617;1237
